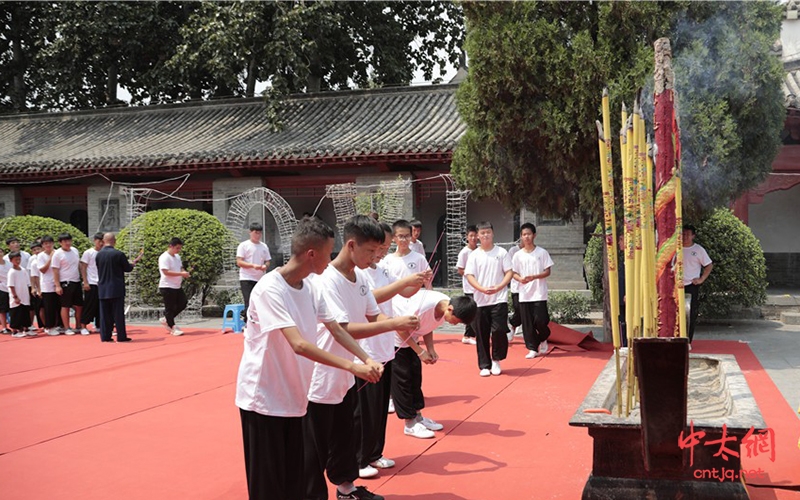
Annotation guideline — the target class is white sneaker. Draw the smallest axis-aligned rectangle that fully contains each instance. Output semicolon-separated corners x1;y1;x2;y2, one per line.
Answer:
515;326;523;336
358;465;379;478
80;328;90;336
64;329;76;336
507;330;514;342
539;340;548;354
404;422;435;439
387;398;395;414
12;332;26;338
159;317;171;332
490;360;502;376
526;350;537;359
370;457;395;469
467;337;477;345
171;327;184;336
418;415;443;431
26;330;37;337
479;368;491;377
45;328;60;336
461;336;471;344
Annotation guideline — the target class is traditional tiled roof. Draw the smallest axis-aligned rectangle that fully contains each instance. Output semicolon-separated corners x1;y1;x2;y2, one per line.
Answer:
785;69;800;109
0;84;463;180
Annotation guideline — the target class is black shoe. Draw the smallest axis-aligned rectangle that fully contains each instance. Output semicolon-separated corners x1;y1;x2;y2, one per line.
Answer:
101;339;114;342
337;486;384;500
117;337;132;342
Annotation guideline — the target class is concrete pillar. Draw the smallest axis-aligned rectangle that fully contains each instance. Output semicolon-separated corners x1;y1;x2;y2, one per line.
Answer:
0;187;24;218
212;177;269;243
87;184;129;234
521;209;587;289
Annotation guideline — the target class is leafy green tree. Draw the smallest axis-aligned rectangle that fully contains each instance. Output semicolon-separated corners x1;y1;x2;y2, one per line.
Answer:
0;215;91;253
0;2;53;112
453;1;784;220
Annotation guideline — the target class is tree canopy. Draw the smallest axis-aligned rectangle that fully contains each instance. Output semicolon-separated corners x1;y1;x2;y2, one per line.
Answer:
0;0;464;112
452;1;785;219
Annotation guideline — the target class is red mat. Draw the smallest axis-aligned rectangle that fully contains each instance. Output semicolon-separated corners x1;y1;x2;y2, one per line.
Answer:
0;326;797;499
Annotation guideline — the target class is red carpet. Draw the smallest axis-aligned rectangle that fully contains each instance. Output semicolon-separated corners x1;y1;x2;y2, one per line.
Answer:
0;326;797;499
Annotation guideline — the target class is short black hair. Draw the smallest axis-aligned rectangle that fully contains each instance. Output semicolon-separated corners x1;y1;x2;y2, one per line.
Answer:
520;222;536;234
30;241;42;249
58;233;72;241
683;224;697;235
379;222;393;235
392;219;412;234
291;216;334;255
41;235;54;243
450;295;478;324
466;225;478;234
476;221;493;231
249;222;263;232
369;212;380;221
343;215;385;245
8;251;21;261
410;219;422;229
169;237;183;246
5;237;18;245
93;232;105;241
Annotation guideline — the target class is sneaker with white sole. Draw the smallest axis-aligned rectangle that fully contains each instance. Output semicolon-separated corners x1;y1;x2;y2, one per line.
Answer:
159;317;171;332
479;368;491;377
507;330;514;342
358;465;379;478
539;340;548;354
404;422;435;439
461;336;472;344
336;486;384;500
467;337;477;345
370;457;395;469
171;327;184;336
80;328;90;336
490;360;502;376
387;398;395;414
526;350;537;359
418;415;443;431
26;330;37;337
12;331;27;338
45;328;60;336
64;329;76;336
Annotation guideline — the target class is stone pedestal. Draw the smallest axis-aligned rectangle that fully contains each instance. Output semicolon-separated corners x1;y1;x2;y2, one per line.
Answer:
520;209;586;289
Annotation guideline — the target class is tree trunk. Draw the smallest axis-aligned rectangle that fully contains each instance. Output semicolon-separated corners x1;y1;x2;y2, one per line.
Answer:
107;63;118;104
10;5;27;112
245;58;257;97
307;48;322;93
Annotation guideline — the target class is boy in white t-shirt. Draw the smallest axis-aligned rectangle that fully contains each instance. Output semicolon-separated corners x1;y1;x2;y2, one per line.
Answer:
511;223;555;359
51;233;83;335
236;222;271;319
465;221;513;377
235;216;382;500
0;247;10;334
392;290;476;437
158;237;190;336
79;233;104;335
8;252;33;337
682;224;713;343
456;225;478;345
37;236;60;334
408;219;425;256
355;222;429;478
29;241;44;329
304;215;419;500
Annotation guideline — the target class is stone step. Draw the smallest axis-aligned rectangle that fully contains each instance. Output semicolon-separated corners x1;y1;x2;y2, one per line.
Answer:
781;312;800;325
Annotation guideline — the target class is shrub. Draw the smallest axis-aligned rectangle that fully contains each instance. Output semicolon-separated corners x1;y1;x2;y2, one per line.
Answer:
548;291;591;323
584;223;605;304
0;215;91;253
117;209;235;307
695;208;767;318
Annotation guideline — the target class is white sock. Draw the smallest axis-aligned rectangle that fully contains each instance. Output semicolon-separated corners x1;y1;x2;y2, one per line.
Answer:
405;418;417;428
337;482;356;494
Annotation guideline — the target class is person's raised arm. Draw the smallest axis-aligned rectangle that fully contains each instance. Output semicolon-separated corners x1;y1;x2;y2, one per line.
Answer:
322;320;384;376
281;326;380;383
337;313;419;340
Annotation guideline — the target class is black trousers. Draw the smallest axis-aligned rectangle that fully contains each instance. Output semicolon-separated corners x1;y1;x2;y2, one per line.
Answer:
391;347;424;421
685;284;701;342
30;291;44;328
240;409;304;500
475;303;509;370
99;297;127;341
240;280;258;318
303;384;359;500
509;292;522;328
159;287;188;328
355;360;392;468
10;305;31;330
463;293;476;338
82;285;98;327
519;300;551;351
41;292;60;328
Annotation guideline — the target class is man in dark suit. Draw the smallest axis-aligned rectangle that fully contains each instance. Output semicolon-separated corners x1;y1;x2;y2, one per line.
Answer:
95;233;142;343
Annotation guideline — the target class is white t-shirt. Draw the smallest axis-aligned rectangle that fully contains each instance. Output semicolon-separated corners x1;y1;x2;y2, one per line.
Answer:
383;251;430;280
51;247;81;283
392;291;449;347
513;246;555;302
236;240;272;282
8;267;30;307
464;245;512;307
29;254;40;279
235;270;334;417
507;245;522;293
158;252;183;289
37;252;56;293
362;263;397;364
409;240;425;256
81;248;99;285
0;260;9;292
456;246;476;294
307;265;380;405
683;244;712;285
4;250;30;272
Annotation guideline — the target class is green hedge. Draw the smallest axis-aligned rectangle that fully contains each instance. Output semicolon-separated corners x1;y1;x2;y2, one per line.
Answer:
548;291;591;323
584;223;604;304
117;209;234;307
0;215;91;253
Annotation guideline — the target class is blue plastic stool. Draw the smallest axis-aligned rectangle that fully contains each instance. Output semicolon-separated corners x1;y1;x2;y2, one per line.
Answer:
222;304;246;333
